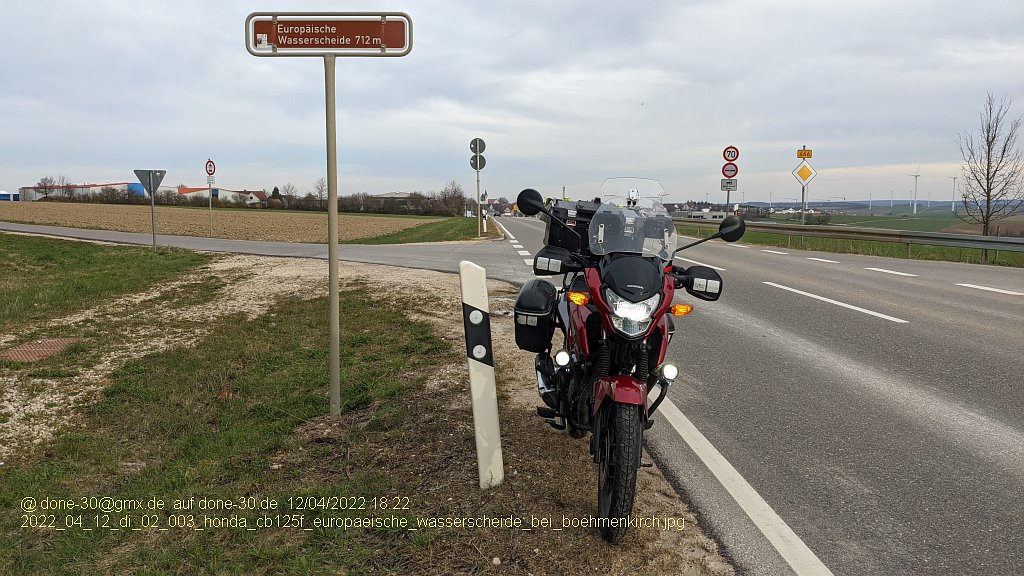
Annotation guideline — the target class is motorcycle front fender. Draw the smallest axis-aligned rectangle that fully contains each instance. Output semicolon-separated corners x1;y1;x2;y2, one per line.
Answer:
592;375;647;417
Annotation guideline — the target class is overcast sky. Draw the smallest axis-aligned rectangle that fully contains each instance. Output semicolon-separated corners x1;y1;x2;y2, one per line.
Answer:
1;1;1022;204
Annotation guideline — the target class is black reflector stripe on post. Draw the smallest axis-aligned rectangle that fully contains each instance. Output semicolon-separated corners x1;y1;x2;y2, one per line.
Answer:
462;303;494;368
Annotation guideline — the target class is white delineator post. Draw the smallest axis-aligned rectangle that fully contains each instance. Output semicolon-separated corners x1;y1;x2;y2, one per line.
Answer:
458;261;504;489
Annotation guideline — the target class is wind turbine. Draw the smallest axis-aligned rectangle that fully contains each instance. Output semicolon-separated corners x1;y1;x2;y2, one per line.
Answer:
909;166;925;215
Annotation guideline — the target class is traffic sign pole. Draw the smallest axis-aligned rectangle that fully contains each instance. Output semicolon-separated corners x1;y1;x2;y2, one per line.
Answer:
150;172;157;249
325;54;341;418
470;138;486;238
206;160;215;238
246;12;413;419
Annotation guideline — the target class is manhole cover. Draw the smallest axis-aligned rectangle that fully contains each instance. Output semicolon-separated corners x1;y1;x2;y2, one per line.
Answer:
0;338;78;363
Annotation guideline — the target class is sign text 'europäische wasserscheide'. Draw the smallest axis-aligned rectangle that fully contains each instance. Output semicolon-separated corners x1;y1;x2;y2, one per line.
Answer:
247;14;411;57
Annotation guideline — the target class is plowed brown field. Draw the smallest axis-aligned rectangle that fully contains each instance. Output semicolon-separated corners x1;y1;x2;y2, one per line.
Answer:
0;202;440;243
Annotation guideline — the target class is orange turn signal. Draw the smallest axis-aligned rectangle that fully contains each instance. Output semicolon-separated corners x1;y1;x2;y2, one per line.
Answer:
567;291;590;306
671;303;694;316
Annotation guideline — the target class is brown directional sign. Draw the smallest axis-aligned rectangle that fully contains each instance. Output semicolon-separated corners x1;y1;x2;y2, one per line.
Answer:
246;13;412;57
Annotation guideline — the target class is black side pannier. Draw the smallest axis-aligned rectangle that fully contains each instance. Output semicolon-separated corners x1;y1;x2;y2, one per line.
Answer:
514;279;557;353
543;199;601;255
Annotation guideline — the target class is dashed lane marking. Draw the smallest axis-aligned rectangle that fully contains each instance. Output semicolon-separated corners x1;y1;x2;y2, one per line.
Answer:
762;249;789;255
865;267;918;277
807;257;840;263
955;283;1024;296
763;281;908;324
674;256;726;271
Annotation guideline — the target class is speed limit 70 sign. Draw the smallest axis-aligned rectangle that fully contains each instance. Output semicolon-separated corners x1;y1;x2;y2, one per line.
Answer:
723;146;739;162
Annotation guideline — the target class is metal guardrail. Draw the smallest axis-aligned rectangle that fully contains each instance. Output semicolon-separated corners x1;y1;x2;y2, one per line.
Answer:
672;218;1024;253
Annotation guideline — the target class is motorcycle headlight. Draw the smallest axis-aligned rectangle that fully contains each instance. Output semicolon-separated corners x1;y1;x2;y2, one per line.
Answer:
605;290;660;337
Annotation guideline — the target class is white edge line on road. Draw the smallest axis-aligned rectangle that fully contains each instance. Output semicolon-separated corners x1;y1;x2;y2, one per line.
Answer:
762;249;789;255
955;283;1024;296
660;398;835;576
865;267;918;277
806;257;840;263
763;282;909;323
493;220;514;241
674;256;726;271
726;244;750;248
517;250;531;256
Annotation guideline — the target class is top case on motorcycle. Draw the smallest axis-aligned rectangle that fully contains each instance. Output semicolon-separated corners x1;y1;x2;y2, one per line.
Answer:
544;199;601;255
514;279;558;353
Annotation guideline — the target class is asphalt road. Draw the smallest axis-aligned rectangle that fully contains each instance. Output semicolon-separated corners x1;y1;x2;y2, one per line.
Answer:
495;215;1024;576
4;217;1023;575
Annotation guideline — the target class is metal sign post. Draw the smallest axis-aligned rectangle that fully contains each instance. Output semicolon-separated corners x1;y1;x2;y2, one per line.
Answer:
721;146;740;210
792;149;818;225
470;138;486;238
206;159;216;237
246;12;413;418
134;169;166;249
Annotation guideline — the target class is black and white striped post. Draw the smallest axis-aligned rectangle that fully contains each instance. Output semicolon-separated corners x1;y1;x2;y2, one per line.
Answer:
458;261;504;489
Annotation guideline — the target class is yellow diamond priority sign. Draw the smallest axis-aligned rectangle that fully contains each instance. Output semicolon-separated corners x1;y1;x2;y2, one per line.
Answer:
792;160;817;185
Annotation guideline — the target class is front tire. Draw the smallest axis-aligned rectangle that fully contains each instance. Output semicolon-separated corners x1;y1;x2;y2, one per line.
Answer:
596;403;641;543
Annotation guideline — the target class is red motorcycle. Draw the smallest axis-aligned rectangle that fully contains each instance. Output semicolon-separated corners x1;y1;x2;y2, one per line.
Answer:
513;179;745;542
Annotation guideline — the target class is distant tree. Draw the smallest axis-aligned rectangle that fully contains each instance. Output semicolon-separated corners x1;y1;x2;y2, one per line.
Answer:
157;189;178;205
957;93;1024;245
36;176;56;200
438;180;466;216
96;186;122;204
56;175;75;201
313;177;327;210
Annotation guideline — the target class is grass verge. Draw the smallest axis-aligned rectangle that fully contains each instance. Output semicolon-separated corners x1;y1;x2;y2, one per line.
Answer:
0;288;454;575
676;225;1024;267
341;217;500;245
0;233;210;331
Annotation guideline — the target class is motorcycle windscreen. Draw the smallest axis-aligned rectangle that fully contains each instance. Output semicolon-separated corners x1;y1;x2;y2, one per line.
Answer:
588;200;676;259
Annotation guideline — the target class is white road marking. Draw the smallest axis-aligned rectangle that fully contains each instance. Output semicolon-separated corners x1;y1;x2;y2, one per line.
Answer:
955;283;1024;296
674;256;726;271
762;249;789;255
763;282;908;323
660;398;836;576
523;258;534;266
865;267;918;277
517;250;531;256
807;257;840;263
512;244;524;249
726;244;750;248
493;220;515;240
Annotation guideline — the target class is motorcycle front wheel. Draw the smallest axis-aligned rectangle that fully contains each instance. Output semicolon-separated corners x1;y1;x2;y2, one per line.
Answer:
596;403;641;543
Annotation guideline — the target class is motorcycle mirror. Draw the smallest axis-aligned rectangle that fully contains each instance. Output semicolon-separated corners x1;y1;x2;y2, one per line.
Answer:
517;188;545;216
718;216;746;243
684;266;724;301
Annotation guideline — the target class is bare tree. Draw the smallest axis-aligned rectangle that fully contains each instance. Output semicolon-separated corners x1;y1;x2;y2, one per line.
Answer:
957;93;1024;241
438;180;466;216
35;176;56;200
313;177;327;210
56;175;75;201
